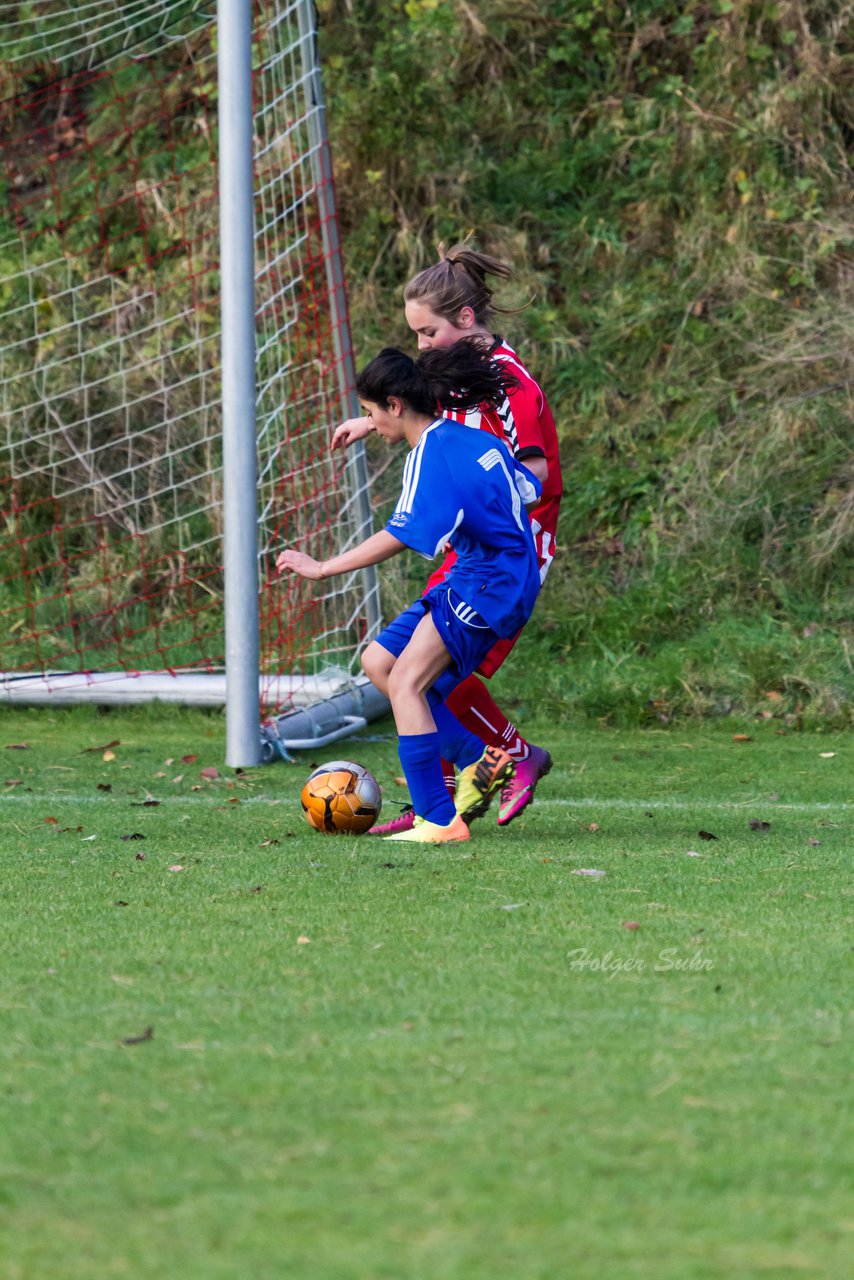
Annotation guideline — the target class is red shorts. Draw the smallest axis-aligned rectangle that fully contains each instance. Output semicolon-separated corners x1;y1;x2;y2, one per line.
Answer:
424;518;556;678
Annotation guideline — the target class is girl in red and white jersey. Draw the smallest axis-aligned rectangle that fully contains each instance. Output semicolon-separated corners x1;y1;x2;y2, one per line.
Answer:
332;245;563;829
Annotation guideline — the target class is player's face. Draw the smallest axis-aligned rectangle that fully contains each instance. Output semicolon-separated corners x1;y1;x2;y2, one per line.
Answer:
360;399;405;443
404;300;471;351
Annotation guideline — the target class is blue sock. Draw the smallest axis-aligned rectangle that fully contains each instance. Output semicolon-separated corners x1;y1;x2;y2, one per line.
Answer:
397;732;456;825
427;691;484;769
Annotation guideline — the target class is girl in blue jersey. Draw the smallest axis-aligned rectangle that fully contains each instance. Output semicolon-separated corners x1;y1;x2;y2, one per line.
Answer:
277;341;541;844
332;245;559;832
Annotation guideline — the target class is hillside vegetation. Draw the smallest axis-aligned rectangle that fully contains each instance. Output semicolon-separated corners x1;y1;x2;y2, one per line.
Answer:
0;1;850;725
319;0;853;726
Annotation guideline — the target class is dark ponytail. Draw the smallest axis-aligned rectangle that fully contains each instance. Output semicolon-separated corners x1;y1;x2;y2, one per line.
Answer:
356;340;518;417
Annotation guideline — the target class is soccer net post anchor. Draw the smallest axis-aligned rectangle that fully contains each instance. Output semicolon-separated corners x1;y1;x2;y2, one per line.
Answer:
219;0;262;767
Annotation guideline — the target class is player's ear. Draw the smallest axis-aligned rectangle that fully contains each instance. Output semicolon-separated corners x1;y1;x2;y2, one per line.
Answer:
386;395;404;417
456;306;476;330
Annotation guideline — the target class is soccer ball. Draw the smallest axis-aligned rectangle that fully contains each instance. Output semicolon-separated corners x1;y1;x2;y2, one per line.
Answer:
300;760;382;835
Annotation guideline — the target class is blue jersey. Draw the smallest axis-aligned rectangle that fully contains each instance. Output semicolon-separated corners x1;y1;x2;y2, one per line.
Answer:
385;418;542;637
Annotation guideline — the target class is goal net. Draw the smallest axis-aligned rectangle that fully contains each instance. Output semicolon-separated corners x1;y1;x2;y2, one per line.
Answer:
0;0;381;729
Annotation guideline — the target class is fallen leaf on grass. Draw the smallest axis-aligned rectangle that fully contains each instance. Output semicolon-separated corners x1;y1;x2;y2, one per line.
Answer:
296;935;311;944
135;852;146;861
6;779;22;788
749;820;771;831
81;739;120;754
259;838;280;847
80;833;96;841
114;900;129;907
807;837;822;847
586;822;600;832
732;734;752;743
393;775;407;787
499;903;525;911
181;754;198;764
698;830;718;841
102;750;116;762
43;816;58;825
97;783;112;793
5;742;29;750
120;1026;153;1046
121;833;146;841
130;800;161;807
622;921;641;930
686;851;703;857
819;752;836;758
572;868;606;878
200;766;220;781
168;864;184;872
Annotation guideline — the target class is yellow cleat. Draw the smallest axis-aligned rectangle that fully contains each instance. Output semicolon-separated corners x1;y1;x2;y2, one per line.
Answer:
454;746;516;825
383;813;471;844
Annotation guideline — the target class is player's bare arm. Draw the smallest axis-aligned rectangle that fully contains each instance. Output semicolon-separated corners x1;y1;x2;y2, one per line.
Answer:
522;454;548;487
277;529;404;580
330;415;373;451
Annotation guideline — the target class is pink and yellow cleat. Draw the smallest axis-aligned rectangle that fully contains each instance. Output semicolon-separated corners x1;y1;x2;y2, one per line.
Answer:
454;746;516;826
383;813;470;844
369;804;415;837
497;744;552;826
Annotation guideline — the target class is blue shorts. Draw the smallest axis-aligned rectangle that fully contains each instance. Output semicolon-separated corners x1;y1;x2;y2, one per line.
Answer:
375;583;500;683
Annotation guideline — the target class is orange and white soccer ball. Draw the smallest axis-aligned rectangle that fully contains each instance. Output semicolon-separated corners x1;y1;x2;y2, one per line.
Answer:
300;760;382;835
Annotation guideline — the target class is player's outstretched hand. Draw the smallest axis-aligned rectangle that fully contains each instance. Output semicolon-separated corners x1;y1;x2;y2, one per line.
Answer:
330;416;372;451
276;549;325;580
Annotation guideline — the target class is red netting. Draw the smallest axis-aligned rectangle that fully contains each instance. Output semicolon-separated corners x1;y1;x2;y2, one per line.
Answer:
0;4;372;710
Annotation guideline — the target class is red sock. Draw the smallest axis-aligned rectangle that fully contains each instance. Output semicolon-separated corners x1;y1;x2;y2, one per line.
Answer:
445;675;530;762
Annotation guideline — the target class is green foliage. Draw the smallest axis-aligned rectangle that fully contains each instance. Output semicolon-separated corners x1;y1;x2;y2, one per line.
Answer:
319;0;854;723
1;1;852;721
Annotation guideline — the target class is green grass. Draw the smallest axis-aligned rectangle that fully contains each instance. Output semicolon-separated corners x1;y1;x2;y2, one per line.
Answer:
1;705;851;1279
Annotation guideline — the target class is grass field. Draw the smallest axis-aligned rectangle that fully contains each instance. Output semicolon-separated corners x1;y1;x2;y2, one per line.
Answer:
1;705;851;1280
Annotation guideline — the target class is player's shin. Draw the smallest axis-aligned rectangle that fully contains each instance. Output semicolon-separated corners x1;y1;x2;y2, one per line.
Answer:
446;674;530;761
397;732;457;825
427;694;484;771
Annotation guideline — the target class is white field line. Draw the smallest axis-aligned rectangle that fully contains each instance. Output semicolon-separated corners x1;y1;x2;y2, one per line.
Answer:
3;793;853;814
532;797;853;813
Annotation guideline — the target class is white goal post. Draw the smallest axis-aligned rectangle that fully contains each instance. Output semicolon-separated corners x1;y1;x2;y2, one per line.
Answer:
0;0;386;765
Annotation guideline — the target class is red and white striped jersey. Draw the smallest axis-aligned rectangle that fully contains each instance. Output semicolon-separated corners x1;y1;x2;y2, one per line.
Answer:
442;338;562;582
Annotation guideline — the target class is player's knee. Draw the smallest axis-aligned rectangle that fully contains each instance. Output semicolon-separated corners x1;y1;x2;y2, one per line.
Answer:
386;661;423;704
361;641;393;693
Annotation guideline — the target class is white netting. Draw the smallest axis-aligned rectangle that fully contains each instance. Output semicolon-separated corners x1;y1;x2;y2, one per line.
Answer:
0;0;379;708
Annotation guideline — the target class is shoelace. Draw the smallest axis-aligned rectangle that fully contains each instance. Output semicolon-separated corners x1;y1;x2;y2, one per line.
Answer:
474;750;503;790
